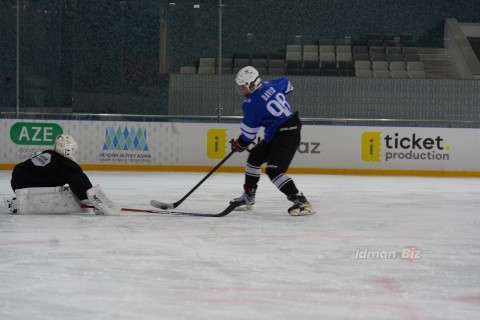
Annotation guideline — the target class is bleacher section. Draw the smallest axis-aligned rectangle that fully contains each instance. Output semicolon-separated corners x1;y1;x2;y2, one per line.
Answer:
180;32;427;79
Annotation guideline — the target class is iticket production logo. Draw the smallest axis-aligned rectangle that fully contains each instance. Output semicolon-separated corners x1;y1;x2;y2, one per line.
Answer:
361;131;451;162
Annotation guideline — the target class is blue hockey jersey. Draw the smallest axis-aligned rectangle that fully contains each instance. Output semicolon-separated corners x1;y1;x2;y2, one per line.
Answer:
239;78;296;144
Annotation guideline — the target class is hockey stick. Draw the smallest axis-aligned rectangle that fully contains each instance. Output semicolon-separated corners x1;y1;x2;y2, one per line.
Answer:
84;181;238;217
150;150;236;209
81;204;162;213
81;203;237;217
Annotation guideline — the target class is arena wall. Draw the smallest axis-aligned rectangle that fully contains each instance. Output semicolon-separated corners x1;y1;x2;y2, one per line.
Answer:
1;119;480;177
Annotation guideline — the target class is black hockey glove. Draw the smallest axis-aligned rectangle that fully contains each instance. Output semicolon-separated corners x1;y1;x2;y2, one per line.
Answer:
231;137;249;153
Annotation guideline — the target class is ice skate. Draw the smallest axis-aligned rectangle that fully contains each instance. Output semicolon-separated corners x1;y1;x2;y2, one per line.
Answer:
230;186;256;210
287;193;315;216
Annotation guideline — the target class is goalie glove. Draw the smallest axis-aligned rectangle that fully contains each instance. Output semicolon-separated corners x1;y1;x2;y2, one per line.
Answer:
231;137;249;153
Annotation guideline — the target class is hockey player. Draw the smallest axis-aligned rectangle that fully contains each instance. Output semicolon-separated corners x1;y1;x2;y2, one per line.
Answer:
230;66;315;216
6;134;101;214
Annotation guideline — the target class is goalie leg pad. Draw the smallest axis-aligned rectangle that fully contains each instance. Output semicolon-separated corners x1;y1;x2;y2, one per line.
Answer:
86;185;117;215
13;186;91;214
4;197;18;213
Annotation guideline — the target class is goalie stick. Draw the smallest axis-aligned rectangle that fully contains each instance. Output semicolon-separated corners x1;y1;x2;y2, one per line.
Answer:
85;184;236;217
150;150;235;209
82;202;236;217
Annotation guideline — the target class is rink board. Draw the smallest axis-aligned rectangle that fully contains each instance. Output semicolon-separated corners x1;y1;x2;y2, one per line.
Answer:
0;119;479;176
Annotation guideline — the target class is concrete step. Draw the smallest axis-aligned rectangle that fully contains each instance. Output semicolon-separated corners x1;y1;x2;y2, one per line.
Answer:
417;47;460;79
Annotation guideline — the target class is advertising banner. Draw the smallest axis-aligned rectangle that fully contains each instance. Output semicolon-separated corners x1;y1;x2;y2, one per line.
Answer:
1;119;479;176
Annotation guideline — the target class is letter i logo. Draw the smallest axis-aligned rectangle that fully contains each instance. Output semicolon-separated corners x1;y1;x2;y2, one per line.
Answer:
361;132;382;162
207;129;227;159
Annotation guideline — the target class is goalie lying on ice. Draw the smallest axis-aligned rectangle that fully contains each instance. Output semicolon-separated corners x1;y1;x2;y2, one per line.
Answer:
5;134;104;215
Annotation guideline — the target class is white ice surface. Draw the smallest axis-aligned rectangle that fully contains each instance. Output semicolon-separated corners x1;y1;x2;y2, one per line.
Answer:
1;170;480;320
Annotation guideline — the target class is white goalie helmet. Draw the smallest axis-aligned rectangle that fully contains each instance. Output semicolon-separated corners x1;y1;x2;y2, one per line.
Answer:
54;134;79;161
235;66;262;94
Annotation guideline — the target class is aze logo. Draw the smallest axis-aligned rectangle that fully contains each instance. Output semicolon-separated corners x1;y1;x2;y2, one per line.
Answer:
10;122;63;145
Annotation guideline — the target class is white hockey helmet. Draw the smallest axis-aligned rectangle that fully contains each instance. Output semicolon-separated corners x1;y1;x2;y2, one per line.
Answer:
235;66;261;95
54;134;79;161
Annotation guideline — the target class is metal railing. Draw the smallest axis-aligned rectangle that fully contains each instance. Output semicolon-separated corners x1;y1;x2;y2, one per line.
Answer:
2;111;480;127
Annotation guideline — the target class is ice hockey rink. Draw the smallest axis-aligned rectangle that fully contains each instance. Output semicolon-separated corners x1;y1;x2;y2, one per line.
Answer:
1;170;479;320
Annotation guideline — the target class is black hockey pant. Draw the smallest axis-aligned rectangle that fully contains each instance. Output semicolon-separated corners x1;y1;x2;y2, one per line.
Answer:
244;114;301;197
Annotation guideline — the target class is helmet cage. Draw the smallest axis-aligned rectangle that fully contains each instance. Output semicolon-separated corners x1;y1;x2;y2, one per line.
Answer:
54;134;79;161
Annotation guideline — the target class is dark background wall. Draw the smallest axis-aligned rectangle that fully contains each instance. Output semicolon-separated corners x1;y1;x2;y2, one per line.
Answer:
0;0;479;116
